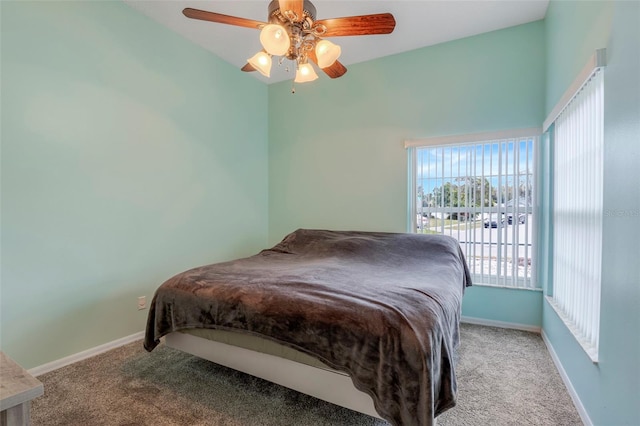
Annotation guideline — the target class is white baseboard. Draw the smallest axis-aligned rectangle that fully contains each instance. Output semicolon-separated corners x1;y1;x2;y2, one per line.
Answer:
461;316;541;333
541;330;592;426
28;331;144;377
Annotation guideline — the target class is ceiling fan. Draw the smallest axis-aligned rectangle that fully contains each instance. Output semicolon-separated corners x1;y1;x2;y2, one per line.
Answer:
182;0;396;86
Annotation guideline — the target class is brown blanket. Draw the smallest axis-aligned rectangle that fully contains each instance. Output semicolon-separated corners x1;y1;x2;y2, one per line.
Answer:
144;229;471;425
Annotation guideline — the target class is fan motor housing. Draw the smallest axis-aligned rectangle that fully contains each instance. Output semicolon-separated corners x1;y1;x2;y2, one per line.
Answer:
267;0;317;23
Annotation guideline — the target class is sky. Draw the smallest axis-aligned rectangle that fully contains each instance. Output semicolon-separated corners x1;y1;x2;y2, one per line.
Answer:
416;138;535;196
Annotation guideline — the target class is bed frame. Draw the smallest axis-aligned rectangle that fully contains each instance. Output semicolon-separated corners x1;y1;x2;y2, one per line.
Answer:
164;331;381;419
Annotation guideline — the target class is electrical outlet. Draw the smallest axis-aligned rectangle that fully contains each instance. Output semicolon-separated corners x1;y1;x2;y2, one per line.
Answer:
137;296;146;310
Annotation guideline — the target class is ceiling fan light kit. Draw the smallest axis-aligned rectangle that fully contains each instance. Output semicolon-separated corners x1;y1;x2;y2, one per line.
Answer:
247;51;272;77
182;0;396;90
259;24;291;56
315;40;341;68
294;62;319;83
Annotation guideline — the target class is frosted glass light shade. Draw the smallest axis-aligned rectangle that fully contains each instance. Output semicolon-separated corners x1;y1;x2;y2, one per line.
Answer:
315;40;341;68
247;52;272;77
294;63;318;83
260;24;290;56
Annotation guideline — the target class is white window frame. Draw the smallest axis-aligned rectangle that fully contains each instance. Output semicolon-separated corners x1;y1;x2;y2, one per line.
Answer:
406;128;541;290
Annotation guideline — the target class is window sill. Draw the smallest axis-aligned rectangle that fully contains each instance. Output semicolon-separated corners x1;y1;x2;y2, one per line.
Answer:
545;296;599;363
470;280;543;292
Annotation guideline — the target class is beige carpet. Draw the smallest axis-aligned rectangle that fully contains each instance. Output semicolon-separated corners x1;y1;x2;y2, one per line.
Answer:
31;323;582;425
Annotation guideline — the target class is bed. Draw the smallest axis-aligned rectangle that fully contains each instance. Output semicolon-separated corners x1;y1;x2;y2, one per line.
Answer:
144;229;471;426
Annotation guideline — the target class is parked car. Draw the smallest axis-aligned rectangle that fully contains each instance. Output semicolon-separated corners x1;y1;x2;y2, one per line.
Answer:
484;214;504;228
507;213;527;225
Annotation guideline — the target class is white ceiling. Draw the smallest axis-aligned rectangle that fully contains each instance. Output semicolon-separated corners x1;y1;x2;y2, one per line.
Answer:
124;0;549;84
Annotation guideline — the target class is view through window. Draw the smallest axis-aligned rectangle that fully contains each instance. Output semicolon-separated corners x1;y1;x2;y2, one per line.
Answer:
410;134;538;289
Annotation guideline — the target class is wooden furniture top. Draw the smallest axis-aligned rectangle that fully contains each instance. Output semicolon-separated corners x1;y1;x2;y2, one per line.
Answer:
0;352;43;411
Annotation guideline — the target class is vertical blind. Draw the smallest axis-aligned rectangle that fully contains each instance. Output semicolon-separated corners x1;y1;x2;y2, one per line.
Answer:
411;133;537;289
552;68;604;361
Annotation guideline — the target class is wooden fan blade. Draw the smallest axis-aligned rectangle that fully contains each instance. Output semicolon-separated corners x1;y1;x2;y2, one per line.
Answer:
182;8;266;30
308;50;347;79
241;63;256;72
278;0;305;22
314;13;396;37
321;60;347;79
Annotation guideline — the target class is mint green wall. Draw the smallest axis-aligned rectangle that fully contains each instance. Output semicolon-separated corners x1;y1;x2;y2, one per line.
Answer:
269;21;546;327
543;1;640;424
0;1;268;369
462;286;542;328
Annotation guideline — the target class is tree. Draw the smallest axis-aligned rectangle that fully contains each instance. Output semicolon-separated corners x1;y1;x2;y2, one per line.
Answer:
428;177;497;220
455;177;495;208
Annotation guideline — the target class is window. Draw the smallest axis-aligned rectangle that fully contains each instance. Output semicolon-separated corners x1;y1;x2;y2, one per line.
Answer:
407;129;540;289
549;66;604;362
